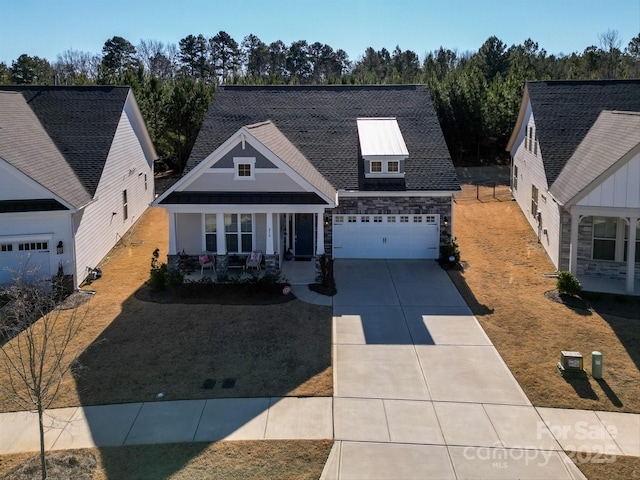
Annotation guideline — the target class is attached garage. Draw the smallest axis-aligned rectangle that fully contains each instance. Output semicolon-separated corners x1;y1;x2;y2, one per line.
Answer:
332;214;440;259
0;236;53;285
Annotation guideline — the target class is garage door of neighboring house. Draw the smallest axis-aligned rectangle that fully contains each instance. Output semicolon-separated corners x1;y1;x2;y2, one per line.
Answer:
332;214;440;259
0;237;52;285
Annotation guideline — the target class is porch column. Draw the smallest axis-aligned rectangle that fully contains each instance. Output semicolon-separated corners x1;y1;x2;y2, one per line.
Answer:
569;211;580;274
316;210;325;255
216;214;226;253
284;213;290;251
168;213;177;254
266;213;274;254
627;217;638;294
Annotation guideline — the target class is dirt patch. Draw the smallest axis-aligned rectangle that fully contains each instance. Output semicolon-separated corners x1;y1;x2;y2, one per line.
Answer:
451;188;640;414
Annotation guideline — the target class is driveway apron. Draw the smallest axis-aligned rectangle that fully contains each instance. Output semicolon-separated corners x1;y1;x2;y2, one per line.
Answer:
324;259;587;480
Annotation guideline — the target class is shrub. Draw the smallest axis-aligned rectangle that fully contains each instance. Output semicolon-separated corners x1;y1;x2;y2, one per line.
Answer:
557;271;582;296
148;248;168;291
439;232;460;265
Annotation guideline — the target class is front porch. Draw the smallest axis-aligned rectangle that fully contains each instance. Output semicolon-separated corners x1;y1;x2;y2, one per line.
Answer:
579;274;640;297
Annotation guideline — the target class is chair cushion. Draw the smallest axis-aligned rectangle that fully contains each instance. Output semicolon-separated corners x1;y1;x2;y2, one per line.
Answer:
250;252;260;262
199;255;211;264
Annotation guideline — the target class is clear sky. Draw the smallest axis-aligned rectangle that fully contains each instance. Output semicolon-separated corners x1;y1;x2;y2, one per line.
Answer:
1;0;638;65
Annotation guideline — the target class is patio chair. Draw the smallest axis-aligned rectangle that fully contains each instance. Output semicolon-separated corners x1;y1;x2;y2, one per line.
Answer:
199;253;216;278
245;251;262;272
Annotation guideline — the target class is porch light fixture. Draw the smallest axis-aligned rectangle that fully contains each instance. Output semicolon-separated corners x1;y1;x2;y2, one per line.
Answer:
443;216;449;227
56;241;63;255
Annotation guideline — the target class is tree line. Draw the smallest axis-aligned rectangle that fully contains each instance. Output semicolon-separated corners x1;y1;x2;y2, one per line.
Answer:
1;30;638;171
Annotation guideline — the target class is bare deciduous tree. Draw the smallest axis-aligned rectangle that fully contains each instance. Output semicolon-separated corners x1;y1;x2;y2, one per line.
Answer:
0;279;89;480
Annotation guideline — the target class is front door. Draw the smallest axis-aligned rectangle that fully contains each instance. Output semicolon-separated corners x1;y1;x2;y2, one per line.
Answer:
295;213;314;257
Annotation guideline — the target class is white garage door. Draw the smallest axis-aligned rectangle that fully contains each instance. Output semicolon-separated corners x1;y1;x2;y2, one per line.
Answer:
332;214;440;259
0;238;52;285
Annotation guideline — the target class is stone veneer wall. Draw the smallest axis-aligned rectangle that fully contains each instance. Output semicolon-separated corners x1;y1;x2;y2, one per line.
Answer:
323;196;453;257
562;213;640;281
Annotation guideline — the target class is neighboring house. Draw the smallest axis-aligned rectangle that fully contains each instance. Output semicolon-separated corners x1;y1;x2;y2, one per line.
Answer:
154;85;460;275
0;86;157;288
507;80;640;295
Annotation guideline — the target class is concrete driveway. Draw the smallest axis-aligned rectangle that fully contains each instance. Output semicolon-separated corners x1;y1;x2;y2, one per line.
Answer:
323;259;587;480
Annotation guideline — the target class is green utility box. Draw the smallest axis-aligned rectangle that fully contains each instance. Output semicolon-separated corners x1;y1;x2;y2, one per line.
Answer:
592;351;603;379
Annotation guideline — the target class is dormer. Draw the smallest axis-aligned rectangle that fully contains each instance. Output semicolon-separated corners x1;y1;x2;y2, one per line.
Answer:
357;117;408;179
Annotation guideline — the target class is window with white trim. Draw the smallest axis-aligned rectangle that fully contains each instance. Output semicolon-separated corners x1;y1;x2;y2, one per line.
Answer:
593;217;617;261
371;161;382;173
123;189;128;220
387;216;396;223
361;216;370;223
334;216;344;223
204;214;217;252
400;216;409;223
512;164;518;190
531;185;539;218
1;244;12;252
225;213;253;253
348;216;357;223
373;216;382;223
18;241;48;251
388;161;399;173
233;157;256;180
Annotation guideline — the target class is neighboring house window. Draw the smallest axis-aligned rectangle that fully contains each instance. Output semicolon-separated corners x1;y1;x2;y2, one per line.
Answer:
225;214;253;253
513;164;518;190
388;161;399;173
371;161;382;173
524;131;528;150
1;244;12;252
233;157;256;180
624;223;640;263
531;185;539;218
528;127;533;152
533;130;538;156
123;190;128;220
593;217;617;261
144;174;148;191
204;214;217;252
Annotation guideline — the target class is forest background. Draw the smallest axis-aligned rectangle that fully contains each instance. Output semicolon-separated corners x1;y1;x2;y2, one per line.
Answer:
2;29;639;172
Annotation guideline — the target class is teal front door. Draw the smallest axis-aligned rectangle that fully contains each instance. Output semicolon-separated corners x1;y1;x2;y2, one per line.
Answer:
295;213;314;257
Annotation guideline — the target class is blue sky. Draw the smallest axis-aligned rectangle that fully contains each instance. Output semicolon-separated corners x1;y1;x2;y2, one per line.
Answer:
1;0;638;65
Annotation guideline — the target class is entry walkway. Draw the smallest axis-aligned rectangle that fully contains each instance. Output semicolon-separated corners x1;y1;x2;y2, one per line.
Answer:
321;259;638;479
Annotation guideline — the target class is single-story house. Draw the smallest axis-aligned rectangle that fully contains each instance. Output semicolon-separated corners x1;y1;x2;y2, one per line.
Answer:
153;85;461;276
0;86;157;288
507;80;640;295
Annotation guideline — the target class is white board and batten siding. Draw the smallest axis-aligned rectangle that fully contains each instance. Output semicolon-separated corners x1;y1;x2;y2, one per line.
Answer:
333;214;440;259
73;110;154;283
576;152;640;208
511;113;563;269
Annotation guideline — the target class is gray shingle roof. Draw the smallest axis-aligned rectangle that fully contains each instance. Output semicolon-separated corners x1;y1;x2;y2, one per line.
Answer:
549;110;640;205
0;91;91;209
527;80;640;186
0;85;131;199
186;85;460;192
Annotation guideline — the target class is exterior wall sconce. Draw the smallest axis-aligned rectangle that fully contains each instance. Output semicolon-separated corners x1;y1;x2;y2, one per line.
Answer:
56;241;64;254
443;216;449;227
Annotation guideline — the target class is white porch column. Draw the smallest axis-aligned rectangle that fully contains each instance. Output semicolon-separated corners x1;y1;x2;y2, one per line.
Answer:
266;212;274;254
284;213;290;251
627;217;638;294
216;213;226;253
168;212;177;254
316;210;325;255
569;211;580;274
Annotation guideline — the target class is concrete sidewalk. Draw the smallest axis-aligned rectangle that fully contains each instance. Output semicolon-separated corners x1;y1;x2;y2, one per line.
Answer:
0;397;333;454
321;259;639;480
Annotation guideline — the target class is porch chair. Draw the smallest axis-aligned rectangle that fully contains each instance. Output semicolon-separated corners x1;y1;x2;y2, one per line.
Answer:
245;251;263;272
199;253;216;278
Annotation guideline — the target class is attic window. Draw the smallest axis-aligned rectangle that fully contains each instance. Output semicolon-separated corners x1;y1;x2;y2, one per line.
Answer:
233;157;256;180
357;117;408;179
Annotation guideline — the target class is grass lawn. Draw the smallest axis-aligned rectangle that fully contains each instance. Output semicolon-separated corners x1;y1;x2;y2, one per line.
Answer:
0;207;333;477
452;185;640;479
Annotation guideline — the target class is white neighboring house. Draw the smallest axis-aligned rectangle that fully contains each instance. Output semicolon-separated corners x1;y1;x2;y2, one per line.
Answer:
507;80;640;295
0;86;156;288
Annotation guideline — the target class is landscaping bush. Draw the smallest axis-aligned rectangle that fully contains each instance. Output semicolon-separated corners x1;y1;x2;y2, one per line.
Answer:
557;271;582;296
439;232;460;266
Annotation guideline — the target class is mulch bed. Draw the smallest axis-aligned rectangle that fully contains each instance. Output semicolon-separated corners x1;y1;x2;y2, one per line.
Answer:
545;289;640;319
135;283;296;305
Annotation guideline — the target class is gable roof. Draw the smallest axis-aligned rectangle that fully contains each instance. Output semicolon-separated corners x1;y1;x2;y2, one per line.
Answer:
0;91;90;209
0;85;132;199
186;85;459;192
549;110;640;206
510;80;640;186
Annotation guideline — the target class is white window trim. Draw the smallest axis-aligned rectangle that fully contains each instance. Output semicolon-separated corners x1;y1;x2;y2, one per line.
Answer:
365;158;405;178
233;157;256;180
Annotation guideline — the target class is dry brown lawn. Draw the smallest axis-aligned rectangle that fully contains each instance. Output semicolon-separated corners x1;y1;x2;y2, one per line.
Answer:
0;207;332;412
452;185;640;413
0;441;333;479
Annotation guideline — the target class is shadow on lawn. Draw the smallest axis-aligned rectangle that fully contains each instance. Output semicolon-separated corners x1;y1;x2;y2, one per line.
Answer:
445;268;494;316
74;287;332;479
